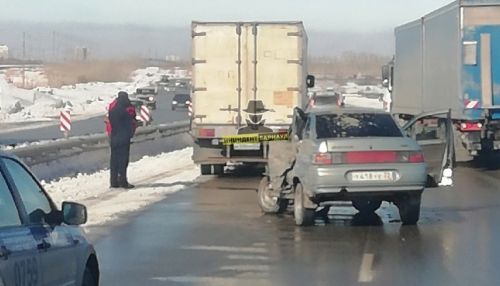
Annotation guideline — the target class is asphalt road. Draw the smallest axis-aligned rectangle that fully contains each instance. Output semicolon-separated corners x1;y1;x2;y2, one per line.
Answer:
92;162;500;286
0;87;189;145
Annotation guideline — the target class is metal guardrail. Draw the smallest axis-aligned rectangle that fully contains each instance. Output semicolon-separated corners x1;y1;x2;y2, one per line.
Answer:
11;120;190;166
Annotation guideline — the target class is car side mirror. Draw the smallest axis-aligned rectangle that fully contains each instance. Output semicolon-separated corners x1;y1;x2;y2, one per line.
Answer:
306;75;315;88
62;202;87;225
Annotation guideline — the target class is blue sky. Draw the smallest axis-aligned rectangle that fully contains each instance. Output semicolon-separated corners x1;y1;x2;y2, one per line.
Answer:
1;0;453;31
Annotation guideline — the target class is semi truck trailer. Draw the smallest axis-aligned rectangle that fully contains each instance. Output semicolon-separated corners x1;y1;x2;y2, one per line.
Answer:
383;0;500;156
190;21;314;175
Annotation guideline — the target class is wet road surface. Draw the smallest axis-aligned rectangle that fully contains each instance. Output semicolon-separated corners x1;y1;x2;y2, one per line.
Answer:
0;87;189;145
93;163;500;286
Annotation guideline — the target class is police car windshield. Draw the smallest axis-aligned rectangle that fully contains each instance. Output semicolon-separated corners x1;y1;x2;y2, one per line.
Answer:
316;113;402;139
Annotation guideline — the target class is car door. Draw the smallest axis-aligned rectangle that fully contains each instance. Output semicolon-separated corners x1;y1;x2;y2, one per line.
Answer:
2;158;78;286
0;159;41;286
402;109;455;187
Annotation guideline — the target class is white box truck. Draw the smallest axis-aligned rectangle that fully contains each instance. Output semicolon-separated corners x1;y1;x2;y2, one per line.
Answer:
190;21;314;175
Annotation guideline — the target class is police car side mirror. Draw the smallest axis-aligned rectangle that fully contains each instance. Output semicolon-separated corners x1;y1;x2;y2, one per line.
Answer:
62;202;88;225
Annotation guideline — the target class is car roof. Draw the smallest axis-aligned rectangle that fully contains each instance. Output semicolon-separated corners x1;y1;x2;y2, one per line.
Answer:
307;105;388;116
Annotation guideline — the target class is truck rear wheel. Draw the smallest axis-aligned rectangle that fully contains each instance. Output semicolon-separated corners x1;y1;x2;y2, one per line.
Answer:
352;199;382;214
213;164;224;175
396;193;421;225
257;177;288;214
293;183;315;226
200;164;211;175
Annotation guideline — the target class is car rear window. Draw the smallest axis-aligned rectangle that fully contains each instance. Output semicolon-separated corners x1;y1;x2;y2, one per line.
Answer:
315;113;402;138
315;96;337;105
173;94;190;101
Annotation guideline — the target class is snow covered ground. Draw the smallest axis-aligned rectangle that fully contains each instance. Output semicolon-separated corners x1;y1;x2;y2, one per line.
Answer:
344;94;384;110
43;147;198;228
0;67;188;124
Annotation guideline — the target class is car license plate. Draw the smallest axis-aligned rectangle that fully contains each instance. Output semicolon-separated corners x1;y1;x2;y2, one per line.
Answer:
350;171;395;182
234;143;261;150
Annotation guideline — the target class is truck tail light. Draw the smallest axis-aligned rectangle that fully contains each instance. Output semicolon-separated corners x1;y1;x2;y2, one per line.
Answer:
198;128;215;137
459;122;482;132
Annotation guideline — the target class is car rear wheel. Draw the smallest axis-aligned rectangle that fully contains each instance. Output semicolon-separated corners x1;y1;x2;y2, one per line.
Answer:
258;177;288;214
397;193;422;225
352;199;382;214
200;164;211;175
293;183;315;226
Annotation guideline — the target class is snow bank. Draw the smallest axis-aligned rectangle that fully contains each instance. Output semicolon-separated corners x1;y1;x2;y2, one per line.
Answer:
0;67;188;124
43;147;198;228
344;94;384;110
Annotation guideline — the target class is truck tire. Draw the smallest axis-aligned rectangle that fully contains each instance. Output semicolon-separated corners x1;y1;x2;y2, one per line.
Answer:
257;177;288;214
352;199;382;214
200;164;211;175
396;193;421;225
293;183;315;226
213;164;224;175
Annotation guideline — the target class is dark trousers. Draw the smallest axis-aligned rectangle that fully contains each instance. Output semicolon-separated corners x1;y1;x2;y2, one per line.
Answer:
110;143;130;186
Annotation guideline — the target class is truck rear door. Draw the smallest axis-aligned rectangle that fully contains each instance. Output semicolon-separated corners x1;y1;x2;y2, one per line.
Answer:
462;6;500;119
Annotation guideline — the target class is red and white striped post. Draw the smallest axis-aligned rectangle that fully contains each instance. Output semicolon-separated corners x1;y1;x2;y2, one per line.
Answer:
60;109;71;138
187;100;193;130
139;105;151;124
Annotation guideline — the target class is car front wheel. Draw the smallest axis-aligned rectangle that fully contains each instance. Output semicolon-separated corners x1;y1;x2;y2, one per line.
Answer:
82;265;98;286
396;193;422;225
258;177;288;214
293;183;315;226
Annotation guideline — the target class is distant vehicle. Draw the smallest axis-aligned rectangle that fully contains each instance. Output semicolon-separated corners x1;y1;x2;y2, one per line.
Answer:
171;93;191;111
0;152;99;285
135;86;157;110
384;0;500;157
157;75;170;86
191;21;314;175
258;106;455;226
308;93;344;109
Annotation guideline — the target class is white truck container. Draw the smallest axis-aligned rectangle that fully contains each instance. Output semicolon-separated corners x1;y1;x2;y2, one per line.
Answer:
190;21;313;175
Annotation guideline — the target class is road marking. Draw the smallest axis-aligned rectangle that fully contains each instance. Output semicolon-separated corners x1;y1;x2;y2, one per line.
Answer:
358;253;375;283
182;245;267;253
152;276;270;285
220;265;270;272
252;242;267;247
227;254;270;261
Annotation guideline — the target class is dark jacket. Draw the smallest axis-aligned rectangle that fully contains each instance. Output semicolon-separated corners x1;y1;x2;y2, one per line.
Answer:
109;95;134;147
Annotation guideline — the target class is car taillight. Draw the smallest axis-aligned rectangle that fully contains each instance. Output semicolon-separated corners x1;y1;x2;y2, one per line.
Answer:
313;153;333;165
408;151;424;163
459;122;482;131
314;151;425;165
278;128;289;133
344;151;398;164
198;128;215;137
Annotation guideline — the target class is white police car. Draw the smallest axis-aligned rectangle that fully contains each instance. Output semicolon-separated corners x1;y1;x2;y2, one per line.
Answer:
0;152;99;286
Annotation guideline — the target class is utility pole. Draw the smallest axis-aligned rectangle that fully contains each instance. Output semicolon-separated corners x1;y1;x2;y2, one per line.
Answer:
22;32;26;89
52;31;56;61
